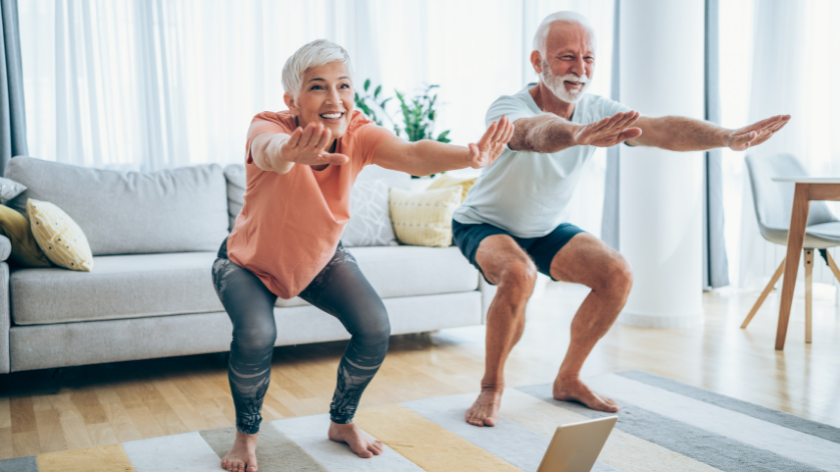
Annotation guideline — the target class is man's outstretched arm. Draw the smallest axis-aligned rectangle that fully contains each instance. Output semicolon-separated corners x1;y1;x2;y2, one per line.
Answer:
626;114;791;152
509;111;642;153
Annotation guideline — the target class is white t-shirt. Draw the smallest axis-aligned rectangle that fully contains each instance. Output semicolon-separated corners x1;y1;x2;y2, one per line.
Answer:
453;84;631;238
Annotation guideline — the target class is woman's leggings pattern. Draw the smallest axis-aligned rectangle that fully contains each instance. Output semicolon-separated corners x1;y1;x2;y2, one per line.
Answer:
212;238;390;434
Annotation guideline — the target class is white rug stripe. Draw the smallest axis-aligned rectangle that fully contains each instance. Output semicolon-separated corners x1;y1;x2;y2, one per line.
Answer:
503;388;723;472
271;414;425;472
402;391;620;472
588;373;840;472
122;431;221;472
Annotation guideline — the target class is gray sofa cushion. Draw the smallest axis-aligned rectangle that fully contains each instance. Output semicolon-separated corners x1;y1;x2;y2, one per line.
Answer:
5;157;229;255
12;246;478;324
224;164;246;231
9;292;481;371
11;252;223;325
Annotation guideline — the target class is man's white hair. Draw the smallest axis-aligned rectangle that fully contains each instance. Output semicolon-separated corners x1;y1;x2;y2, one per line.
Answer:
532;11;596;56
282;39;353;99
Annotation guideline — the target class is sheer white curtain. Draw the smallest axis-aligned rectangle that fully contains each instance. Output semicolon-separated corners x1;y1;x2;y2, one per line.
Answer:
723;0;840;292
20;0;614;229
21;0;384;171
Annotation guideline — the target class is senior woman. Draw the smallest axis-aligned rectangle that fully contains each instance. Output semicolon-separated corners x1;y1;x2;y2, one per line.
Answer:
213;39;513;472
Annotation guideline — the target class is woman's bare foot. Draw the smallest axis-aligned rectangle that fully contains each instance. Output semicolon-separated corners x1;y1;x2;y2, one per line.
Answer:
465;387;503;427
553;376;620;412
328;421;384;458
221;431;258;472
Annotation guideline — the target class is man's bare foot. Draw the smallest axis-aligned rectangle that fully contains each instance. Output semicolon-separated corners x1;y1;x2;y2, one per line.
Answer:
465;387;503;427
328;421;383;458
221;431;258;472
553;376;620;412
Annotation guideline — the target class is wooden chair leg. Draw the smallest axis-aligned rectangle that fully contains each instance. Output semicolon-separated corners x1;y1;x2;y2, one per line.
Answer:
804;248;813;343
825;250;840;284
741;257;786;329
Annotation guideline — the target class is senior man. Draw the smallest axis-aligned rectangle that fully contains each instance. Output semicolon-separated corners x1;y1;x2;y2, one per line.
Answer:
454;11;790;427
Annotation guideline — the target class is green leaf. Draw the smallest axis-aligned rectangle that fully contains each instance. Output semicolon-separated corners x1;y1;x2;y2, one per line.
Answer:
364;79;371;91
374;85;382;98
436;130;451;142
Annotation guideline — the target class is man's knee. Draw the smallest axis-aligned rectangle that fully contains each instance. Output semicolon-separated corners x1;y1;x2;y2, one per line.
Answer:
498;259;539;297
602;256;633;296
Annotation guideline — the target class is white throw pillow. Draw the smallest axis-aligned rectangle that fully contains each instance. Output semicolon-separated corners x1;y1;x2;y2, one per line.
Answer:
343;179;398;247
0;176;26;204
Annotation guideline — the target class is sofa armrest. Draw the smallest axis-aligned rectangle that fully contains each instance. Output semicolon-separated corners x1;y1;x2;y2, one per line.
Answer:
0;262;9;373
479;277;497;324
0;235;10;262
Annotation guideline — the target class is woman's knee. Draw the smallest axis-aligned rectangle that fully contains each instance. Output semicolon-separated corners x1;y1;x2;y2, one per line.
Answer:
232;325;277;355
351;306;391;346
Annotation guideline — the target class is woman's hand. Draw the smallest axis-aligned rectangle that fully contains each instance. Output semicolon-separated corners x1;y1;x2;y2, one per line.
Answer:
467;115;515;169
280;123;350;166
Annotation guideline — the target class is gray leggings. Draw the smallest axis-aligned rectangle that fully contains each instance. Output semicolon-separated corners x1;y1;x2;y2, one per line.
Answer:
212;238;390;434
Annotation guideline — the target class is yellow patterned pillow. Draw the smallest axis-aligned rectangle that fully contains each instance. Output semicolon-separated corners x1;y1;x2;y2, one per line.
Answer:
389;186;462;247
27;199;93;271
426;174;478;202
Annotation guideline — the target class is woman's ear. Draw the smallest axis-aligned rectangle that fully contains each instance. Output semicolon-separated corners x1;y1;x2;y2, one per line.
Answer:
284;93;299;115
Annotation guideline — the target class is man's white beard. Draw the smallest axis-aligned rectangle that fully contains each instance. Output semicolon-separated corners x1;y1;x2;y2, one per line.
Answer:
542;70;590;104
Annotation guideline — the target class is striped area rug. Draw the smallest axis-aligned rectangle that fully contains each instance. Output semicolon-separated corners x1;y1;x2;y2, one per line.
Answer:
3;370;838;472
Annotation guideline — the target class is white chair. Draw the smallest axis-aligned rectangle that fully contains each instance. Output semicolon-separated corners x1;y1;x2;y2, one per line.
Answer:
741;153;840;342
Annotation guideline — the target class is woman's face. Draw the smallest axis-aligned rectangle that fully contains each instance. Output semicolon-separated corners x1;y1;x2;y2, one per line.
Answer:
285;61;354;140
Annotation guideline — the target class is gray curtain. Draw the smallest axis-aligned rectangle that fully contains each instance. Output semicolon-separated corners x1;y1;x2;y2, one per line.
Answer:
0;0;26;176
601;0;621;250
703;0;730;288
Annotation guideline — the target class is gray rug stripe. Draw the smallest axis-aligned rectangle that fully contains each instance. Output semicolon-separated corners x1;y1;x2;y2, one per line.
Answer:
617;370;840;445
0;455;38;472
199;425;327;472
402;393;620;472
517;384;824;472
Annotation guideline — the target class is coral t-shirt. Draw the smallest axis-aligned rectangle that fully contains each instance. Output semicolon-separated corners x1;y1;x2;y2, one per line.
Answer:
226;110;394;299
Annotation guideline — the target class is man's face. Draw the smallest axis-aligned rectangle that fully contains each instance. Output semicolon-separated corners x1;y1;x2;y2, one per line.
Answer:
538;22;595;104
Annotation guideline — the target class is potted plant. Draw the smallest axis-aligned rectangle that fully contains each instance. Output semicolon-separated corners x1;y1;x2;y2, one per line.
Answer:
355;80;451;179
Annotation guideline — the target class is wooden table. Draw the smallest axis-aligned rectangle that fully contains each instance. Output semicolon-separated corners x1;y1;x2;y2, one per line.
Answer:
772;177;840;349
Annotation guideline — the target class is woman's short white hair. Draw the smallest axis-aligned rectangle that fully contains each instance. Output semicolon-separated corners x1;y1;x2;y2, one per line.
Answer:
282;39;353;99
533;11;596;56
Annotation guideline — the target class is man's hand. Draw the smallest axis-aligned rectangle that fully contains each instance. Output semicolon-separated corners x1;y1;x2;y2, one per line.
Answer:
279;123;350;167
572;111;643;147
467;115;515;169
727;115;791;151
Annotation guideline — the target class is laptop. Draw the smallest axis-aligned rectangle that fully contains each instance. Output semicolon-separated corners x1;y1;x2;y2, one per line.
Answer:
536;416;618;472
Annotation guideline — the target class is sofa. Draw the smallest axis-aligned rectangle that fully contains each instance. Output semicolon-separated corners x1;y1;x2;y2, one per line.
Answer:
0;157;495;374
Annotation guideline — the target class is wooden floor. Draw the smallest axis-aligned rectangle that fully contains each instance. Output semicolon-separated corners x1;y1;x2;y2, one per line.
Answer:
1;283;839;460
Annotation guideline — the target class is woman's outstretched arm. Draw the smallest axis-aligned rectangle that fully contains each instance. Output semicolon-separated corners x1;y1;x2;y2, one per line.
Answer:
372;116;514;176
250;124;349;174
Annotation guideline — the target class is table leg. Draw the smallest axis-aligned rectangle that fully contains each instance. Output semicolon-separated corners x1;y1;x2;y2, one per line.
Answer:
776;184;810;350
804;248;813;344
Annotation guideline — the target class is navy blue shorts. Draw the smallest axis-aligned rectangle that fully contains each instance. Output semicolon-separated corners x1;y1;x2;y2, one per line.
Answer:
452;220;585;284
